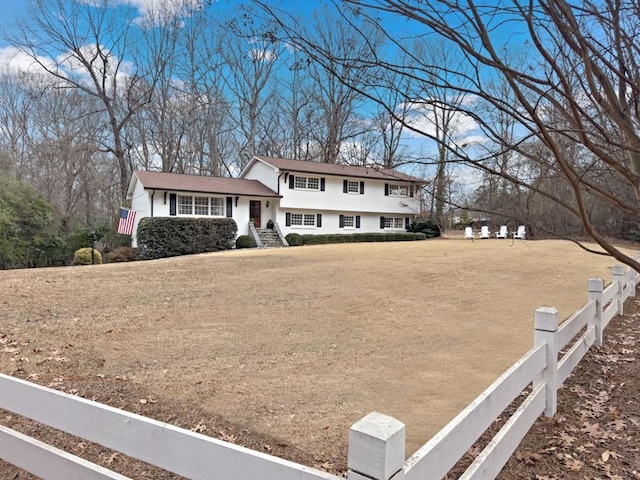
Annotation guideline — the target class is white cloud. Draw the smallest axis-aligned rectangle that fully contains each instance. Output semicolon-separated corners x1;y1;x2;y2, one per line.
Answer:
249;48;278;62
57;44;132;77
402;99;482;142
97;0;204;25
0;46;56;75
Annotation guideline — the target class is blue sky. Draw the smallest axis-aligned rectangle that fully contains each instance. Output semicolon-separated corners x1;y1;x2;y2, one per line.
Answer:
0;0;490;186
0;0;27;46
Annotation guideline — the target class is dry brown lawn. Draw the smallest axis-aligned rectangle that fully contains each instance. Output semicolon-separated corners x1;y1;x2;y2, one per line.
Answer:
0;236;634;474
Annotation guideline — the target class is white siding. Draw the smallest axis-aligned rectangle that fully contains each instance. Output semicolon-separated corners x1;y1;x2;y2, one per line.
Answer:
242;160;280;192
279;175;420;214
129;162;422;245
129;178;150;247
275;210;412;237
130;188;269;246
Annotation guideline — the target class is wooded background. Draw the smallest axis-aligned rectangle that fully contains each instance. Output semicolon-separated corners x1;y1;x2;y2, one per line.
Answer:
1;0;639;269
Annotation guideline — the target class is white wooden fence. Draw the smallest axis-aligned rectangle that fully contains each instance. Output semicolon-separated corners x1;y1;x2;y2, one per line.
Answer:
1;263;638;480
347;264;640;480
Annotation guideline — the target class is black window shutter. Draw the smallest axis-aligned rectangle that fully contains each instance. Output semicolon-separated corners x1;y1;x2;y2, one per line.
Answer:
380;216;385;229
384;183;389;196
169;193;177;216
226;197;233;218
343;180;348;193
286;212;291;226
405;217;410;229
320;178;325;191
339;215;345;228
289;175;295;189
409;185;414;197
359;181;365;194
356;216;361;228
316;213;322;227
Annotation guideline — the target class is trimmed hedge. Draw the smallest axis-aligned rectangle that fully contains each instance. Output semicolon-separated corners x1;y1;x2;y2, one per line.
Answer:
74;247;103;265
136;217;237;260
300;232;426;245
236;235;257;249
285;233;303;246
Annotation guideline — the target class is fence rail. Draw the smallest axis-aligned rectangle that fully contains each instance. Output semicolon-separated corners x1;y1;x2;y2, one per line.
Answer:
0;373;339;480
1;261;639;480
347;261;640;480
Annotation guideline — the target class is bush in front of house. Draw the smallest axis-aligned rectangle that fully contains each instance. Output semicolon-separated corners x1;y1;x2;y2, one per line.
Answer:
300;232;426;245
235;235;257;249
106;247;138;263
136;217;237;260
285;233;303;246
74;247;103;265
407;218;441;238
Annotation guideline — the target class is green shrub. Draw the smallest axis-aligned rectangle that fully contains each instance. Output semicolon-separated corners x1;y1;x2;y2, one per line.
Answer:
626;229;640;243
137;217;237;260
300;232;426;244
74;247;102;265
236;235;257;249
106;247;138;263
285;233;303;246
407;218;441;238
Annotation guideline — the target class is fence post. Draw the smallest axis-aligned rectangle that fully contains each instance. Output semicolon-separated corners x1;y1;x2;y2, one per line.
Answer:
612;265;625;315
347;412;405;480
588;278;604;347
534;306;559;417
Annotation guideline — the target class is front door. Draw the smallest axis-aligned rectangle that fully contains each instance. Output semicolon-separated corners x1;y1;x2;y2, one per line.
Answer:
249;200;261;228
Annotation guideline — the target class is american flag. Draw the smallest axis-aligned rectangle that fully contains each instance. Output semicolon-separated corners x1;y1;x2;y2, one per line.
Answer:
117;207;136;235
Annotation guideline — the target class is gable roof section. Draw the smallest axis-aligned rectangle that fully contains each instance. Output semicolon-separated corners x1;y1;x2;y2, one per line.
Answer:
131;170;280;198
250;155;424;183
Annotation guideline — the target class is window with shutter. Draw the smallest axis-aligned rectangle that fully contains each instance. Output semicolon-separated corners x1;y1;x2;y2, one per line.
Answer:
226;197;233;218
346;180;359;193
170;193;177;216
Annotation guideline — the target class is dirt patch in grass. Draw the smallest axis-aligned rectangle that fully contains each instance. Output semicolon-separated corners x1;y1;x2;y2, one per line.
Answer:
0;237;636;477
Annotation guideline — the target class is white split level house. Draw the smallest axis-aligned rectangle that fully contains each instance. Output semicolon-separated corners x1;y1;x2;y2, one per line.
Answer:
126;155;424;247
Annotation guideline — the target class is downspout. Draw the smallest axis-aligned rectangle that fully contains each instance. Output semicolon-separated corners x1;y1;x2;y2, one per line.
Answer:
150;190;155;217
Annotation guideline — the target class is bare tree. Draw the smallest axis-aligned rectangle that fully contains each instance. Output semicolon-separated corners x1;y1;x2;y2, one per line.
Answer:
257;0;640;269
5;0;181;200
217;9;285;169
0;70;32;178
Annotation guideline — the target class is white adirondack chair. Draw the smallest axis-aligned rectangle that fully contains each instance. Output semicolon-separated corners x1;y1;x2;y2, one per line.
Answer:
480;225;490;239
513;225;526;239
464;226;474;239
495;225;508;239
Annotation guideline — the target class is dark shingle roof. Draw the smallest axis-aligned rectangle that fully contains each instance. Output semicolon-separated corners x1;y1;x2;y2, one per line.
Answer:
132;170;280;197
252;156;424;183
